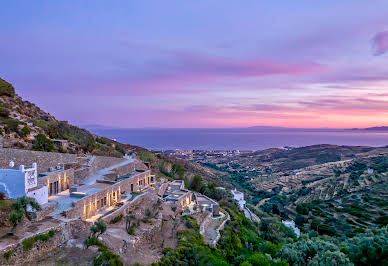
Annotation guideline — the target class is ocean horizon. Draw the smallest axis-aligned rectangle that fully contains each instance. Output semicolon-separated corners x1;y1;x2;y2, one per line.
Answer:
86;127;388;151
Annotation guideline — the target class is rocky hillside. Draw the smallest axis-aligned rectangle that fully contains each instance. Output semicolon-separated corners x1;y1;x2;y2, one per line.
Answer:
0;78;142;157
0;78;221;184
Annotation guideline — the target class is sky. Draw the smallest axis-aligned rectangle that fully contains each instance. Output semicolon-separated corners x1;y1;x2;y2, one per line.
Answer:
1;1;388;128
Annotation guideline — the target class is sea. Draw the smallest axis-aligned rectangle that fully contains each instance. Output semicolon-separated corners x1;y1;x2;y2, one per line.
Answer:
86;127;388;151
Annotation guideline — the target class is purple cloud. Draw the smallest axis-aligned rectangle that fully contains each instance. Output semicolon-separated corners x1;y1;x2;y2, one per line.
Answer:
372;30;388;55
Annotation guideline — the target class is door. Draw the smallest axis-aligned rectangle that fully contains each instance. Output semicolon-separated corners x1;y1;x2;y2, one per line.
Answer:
86;205;90;219
131;184;134;192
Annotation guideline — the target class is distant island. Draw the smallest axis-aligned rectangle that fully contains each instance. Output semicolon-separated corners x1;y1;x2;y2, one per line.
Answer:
350;126;388;131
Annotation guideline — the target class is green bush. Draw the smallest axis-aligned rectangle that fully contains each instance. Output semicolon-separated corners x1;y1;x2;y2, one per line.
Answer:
3;250;13;260
3;118;20;133
110;214;123;224
20;126;31;137
34;234;49;241
127;227;135;235
48;230;55;237
0;78;15;97
84;236;123;266
374;215;388;226
22;238;35;250
33;134;54;152
296;203;311;215
94;250;123;266
0;106;9;117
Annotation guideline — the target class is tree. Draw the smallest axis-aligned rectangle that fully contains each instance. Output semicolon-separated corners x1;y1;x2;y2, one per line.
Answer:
9;197;41;228
296;203;311;215
345;227;388;265
310;251;353;266
90;220;107;237
33;134;54;152
278;237;340;265
191;175;203;192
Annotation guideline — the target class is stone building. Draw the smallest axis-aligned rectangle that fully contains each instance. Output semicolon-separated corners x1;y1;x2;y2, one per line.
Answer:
52;139;69;152
0;163;48;205
37;166;75;196
62;169;153;220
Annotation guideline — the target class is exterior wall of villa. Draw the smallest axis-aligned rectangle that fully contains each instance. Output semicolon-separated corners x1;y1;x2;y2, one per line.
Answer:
63;170;152;219
26;186;48;205
176;191;193;211
37;168;74;196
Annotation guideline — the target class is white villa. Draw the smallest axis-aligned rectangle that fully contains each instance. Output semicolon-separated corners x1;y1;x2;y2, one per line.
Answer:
0;163;48;205
231;188;246;209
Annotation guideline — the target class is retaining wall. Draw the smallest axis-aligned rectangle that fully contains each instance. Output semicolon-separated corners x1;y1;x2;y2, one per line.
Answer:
0;219;90;266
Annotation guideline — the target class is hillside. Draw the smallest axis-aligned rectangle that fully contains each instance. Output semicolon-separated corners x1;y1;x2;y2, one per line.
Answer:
0;77;221;185
193;145;388;236
0;78;144;157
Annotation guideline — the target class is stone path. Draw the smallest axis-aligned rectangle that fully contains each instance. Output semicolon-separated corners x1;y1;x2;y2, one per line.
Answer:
202;211;229;246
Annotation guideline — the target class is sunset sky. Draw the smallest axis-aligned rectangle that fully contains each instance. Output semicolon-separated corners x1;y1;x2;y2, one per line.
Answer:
1;1;388;128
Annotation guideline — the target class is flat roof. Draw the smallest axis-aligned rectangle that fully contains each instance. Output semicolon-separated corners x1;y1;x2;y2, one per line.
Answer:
38;168;66;177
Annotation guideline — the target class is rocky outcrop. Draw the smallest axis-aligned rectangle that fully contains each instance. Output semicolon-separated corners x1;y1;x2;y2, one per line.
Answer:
0;219;90;266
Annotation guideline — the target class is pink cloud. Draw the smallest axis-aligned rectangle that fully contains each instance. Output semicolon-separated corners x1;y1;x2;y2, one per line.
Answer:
124;53;326;95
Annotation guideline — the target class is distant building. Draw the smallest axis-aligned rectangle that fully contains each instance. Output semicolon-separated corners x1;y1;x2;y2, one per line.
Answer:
282;220;300;238
0;163;48;205
232;188;246;209
52;139;69;151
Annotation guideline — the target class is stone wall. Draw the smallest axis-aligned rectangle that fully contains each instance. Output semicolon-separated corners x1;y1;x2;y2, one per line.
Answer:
102;190;154;224
37;168;75;191
74;167;90;183
112;163;136;176
33;202;57;221
133;212;163;247
0;219;90;266
199;212;212;235
0;148;78;173
88;156;126;174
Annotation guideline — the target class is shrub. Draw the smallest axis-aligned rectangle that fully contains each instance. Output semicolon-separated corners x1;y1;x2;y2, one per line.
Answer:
3;250;13;260
296;203;311;215
9;196;41;227
33;134;54;152
127;227;135;235
0;106;9;117
84;237;102;249
22;238;35;250
35;234;49;241
115;144;126;155
9;210;23;227
110;214;123;224
94;250;123;266
4;118;20;133
20;126;31;137
374;215;388;226
0;78;15;97
48;230;55;237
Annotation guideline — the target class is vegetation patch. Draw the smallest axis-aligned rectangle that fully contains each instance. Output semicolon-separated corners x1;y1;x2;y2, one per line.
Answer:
3;250;13;261
0;78;15;97
109;214;123;224
22;230;56;251
84;220;123;266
